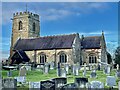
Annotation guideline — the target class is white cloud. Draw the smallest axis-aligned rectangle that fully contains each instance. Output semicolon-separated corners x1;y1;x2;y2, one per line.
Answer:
1;2;109;25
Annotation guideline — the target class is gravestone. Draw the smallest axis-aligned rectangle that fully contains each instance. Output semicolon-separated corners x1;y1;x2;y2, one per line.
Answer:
83;63;87;77
72;65;79;76
57;62;61;77
41;80;55;90
14;76;26;83
90;70;97;78
51;78;67;88
98;63;101;70
25;65;31;71
7;70;12;77
0;78;2;90
2;78;17;90
106;76;116;87
75;77;88;88
60;68;66;78
19;66;27;76
116;70;120;78
118;81;120;90
104;65;110;75
117;64;119;70
44;63;49;74
64;64;69;74
50;61;54;70
29;82;40;90
90;81;104;88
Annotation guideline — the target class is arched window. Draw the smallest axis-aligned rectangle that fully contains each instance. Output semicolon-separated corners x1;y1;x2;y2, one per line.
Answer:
89;55;97;64
39;53;46;64
33;22;35;31
59;52;67;63
19;21;22;30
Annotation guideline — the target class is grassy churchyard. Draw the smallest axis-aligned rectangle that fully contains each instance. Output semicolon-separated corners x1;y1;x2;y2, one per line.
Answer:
2;68;120;89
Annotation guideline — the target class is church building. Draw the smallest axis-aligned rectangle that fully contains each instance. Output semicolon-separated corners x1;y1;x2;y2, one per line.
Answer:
10;11;108;65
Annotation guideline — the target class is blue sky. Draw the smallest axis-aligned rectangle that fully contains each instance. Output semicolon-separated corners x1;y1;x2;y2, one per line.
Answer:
1;2;118;59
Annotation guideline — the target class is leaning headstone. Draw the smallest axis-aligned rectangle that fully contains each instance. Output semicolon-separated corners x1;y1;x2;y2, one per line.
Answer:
51;78;67;88
2;78;17;90
75;77;88;88
41;80;55;90
106;76;116;88
90;81;104;88
19;66;27;76
60;68;66;78
90;70;97;78
29;82;40;90
44;63;49;74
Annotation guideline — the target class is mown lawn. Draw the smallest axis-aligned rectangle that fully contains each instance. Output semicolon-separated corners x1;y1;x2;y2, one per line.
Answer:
1;69;120;89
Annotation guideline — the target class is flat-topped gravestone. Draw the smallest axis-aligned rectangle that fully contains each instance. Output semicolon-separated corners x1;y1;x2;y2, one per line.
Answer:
19;66;27;76
51;78;67;88
75;77;88;88
41;80;55;90
106;76;116;87
29;82;40;90
2;78;17;89
90;81;104;88
14;76;26;83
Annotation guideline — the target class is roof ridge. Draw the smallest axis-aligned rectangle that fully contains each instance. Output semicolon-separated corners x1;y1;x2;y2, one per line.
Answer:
84;36;102;38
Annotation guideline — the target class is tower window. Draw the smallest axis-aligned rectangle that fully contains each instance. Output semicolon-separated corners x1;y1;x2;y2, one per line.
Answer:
19;21;23;30
33;22;35;31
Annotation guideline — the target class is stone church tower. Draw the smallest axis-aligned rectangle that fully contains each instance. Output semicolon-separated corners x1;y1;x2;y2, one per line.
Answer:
10;11;40;57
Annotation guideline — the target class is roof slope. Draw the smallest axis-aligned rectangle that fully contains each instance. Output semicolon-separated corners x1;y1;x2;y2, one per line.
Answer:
14;34;76;51
81;36;101;49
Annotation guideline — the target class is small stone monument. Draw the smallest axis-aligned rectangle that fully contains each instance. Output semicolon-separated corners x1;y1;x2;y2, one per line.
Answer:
60;68;66;78
19;66;27;76
117;64;119;70
90;81;104;88
90;70;97;78
106;76;116;88
65;64;69;74
44;63;49;74
118;81;120;90
83;63;87;77
29;82;41;89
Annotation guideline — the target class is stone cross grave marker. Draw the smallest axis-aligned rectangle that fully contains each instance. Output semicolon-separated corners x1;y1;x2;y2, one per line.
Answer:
29;82;40;90
90;81;104;88
106;76;116;88
75;77;88;88
2;78;17;89
41;80;55;90
19;66;27;76
60;68;66;78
